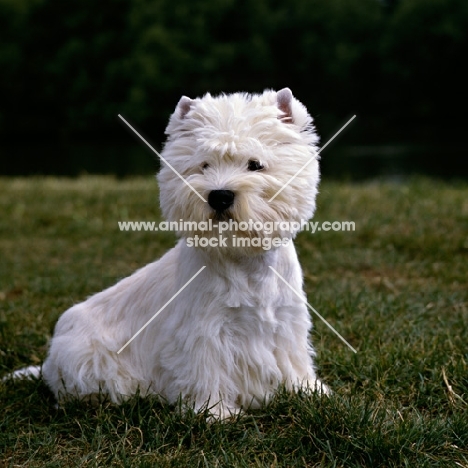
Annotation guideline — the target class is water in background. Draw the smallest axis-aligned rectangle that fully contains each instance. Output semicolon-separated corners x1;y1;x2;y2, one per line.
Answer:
322;145;467;180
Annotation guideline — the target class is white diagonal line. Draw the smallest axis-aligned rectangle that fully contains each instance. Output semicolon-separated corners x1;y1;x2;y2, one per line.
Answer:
118;114;207;203
269;266;357;353
316;115;356;153
268;115;356;202
117;266;206;354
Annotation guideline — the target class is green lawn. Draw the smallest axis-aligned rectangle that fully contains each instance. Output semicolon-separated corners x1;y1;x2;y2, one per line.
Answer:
1;176;467;467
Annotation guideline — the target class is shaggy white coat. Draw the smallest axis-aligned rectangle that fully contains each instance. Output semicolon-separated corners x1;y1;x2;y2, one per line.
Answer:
14;88;327;418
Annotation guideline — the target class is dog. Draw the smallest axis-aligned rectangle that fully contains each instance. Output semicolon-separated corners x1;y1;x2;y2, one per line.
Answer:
11;88;328;418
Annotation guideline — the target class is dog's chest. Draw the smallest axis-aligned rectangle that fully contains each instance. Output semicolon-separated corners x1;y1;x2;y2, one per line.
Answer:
221;305;279;337
220;269;292;309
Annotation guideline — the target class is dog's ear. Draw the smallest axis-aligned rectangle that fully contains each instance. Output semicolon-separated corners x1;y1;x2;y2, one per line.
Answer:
177;96;193;119
277;88;293;123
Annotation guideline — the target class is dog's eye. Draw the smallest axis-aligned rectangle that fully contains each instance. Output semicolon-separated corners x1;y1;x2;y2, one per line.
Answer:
201;163;210;171
248;160;264;171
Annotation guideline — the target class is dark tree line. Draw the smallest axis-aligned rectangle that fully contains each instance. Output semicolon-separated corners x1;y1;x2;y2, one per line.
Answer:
0;0;467;174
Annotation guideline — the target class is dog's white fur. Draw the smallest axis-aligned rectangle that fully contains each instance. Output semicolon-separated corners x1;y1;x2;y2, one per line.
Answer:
12;88;327;418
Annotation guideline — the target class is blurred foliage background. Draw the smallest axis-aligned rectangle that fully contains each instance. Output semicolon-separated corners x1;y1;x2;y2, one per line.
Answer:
0;0;467;177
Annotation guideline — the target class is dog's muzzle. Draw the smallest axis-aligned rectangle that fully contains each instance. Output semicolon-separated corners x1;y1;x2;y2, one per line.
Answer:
208;190;235;213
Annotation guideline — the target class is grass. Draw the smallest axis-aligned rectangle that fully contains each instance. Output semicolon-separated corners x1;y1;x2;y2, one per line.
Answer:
0;175;467;467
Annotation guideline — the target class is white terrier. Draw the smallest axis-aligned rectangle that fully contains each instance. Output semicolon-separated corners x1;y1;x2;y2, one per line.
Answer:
13;88;328;418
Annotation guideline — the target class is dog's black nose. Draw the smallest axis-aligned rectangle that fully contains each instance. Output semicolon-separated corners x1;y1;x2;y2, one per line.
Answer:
208;190;235;212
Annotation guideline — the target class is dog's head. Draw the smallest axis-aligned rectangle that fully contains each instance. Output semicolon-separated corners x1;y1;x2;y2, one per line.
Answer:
158;88;320;254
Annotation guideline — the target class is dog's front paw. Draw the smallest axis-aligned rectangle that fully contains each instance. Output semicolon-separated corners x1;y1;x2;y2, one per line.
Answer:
206;402;242;422
301;379;331;396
